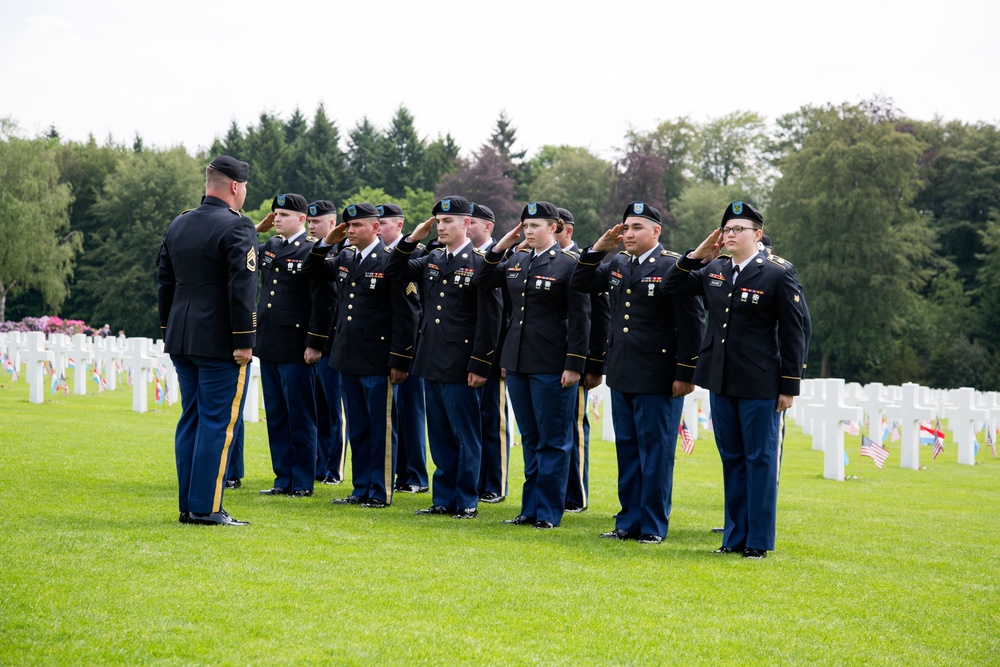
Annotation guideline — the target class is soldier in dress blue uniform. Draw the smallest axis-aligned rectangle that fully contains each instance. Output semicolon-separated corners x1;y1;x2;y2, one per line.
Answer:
661;202;809;558
303;203;417;508
467;203;513;504
573;202;705;543
156;155;257;526
476;201;592;530
378;203;430;495
387;195;503;518
253;194;329;498
554;207;610;514
306;200;348;486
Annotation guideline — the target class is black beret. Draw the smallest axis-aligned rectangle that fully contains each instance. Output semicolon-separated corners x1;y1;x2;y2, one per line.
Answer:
271;193;308;214
557;207;575;225
521;201;560;221
342;202;380;222
622;201;661;224
308;200;337;217
432;195;473;216
721;201;764;227
470;202;495;223
377;203;404;218
208;155;249;183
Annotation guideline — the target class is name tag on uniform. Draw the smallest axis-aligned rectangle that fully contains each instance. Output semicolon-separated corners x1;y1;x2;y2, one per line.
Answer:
610;270;622;288
427;263;440;281
337;266;349;282
708;272;725;287
507;262;522;280
262;251;275;267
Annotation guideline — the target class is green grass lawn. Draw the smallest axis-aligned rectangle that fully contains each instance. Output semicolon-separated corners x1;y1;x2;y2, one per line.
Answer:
0;373;997;666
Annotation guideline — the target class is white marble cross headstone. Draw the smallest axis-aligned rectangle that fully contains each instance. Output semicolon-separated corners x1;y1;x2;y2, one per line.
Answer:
93;338;120;391
242;356;261;422
893;382;936;470
942;387;990;466
23;332;55;404
124;337;153;413
70;334;93;395
816;378;865;481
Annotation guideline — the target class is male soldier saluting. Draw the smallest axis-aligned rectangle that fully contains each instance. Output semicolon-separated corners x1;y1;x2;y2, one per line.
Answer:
304;203;417;508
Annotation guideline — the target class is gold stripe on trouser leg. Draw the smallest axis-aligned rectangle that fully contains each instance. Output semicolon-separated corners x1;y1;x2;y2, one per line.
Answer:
213;363;248;512
776;411;785;485
574;385;587;507
498;378;508;493
338;401;348;478
383;380;394;504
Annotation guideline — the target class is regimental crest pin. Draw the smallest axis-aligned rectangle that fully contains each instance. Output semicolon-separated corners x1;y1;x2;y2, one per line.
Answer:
377;205;384;216
633;202;644;215
732;201;743;215
441;199;451;212
528;203;537;215
308;205;317;216
277;195;286;207
347;205;357;217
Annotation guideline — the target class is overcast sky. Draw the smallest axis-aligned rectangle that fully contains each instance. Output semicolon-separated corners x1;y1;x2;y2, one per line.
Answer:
2;0;997;160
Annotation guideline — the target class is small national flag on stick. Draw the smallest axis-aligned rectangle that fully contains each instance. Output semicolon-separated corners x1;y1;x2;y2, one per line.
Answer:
154;376;164;404
931;419;945;460
4;357;18;382
50;369;59;395
58;373;69;396
861;436;889;468
842;420;860;436
986;427;997;458
92;365;106;393
679;419;695;455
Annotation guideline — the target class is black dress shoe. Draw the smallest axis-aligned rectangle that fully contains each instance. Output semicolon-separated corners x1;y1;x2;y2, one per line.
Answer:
179;512;191;524
533;520;555;530
225;479;242;489
415;505;450;515
259;487;289;495
188;511;249;526
599;528;637;540
743;548;767;559
331;495;364;505
479;492;504;503
636;534;663;544
321;476;342;485
361;498;388;508
713;546;743;554
564;502;586;513
289;489;314;498
452;508;478;519
397;484;429;494
502;515;535;525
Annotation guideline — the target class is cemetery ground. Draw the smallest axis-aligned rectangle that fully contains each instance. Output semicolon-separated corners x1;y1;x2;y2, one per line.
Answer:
0;375;997;666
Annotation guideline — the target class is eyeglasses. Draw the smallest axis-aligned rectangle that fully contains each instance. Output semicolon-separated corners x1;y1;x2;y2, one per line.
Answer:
721;225;758;236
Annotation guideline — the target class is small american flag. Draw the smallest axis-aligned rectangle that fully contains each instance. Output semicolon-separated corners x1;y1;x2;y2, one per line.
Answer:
58;373;69;396
842;421;860;436
987;427;997;458
932;418;945;460
860;436;889;468
890;419;901;443
679;420;694;455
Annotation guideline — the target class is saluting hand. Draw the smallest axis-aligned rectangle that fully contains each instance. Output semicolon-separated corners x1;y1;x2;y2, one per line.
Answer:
494;222;524;252
324;222;348;245
256;212;275;233
408;217;436;242
690;228;724;262
592;224;624;252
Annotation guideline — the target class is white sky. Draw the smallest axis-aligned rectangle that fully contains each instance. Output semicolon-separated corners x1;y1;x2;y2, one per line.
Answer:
2;0;998;160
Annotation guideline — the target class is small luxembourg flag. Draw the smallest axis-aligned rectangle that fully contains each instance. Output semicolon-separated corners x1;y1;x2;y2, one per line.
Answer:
4;357;17;382
92;365;107;393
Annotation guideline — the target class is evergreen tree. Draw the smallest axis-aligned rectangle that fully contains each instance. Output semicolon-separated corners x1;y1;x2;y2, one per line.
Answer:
382;105;425;198
347;116;386;191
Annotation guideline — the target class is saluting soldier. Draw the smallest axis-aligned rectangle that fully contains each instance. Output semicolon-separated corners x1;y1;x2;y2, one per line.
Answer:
303;203;417;508
387;195;503;518
573;202;705;543
253;194;329;498
378;203;430;495
554;206;610;514
306;200;348;486
476;201;591;530
661;202;809;559
156;155;257;526
467;203;513;504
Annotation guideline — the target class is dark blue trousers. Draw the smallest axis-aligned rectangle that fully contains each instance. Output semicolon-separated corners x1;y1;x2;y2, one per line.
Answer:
260;361;318;493
477;376;511;498
610;391;683;538
565;386;590;508
341;373;396;504
172;355;250;515
393;373;428;488
424;380;483;510
316;357;347;481
225;418;244;480
506;372;576;526
710;394;781;552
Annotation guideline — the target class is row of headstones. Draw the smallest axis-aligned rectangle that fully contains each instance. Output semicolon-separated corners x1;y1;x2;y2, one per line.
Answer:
590;384;713;445
790;378;996;480
0;329;264;421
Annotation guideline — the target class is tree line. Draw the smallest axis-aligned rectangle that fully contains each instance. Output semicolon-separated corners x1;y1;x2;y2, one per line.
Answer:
1;99;998;389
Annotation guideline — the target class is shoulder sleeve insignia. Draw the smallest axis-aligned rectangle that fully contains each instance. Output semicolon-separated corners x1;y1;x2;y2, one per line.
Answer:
660;250;681;258
247;246;257;272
